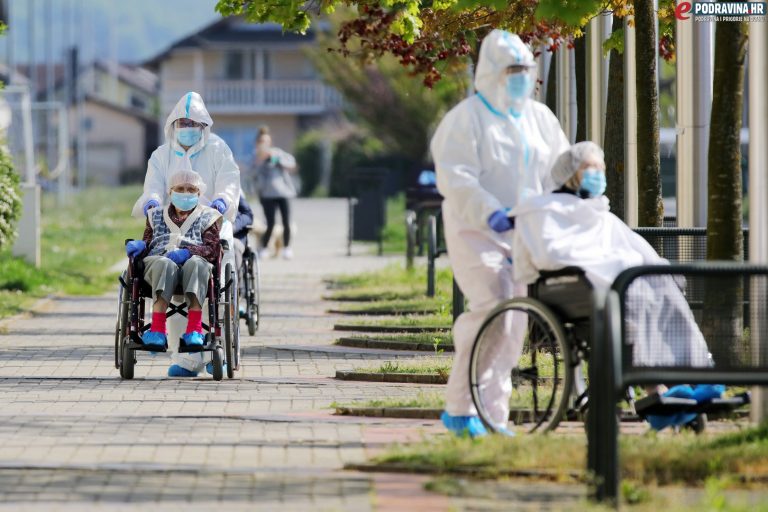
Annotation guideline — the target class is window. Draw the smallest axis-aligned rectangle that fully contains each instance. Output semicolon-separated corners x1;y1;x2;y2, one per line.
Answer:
225;51;244;80
130;94;146;110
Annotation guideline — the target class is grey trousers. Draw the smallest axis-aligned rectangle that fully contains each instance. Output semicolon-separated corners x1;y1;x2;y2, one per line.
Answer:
143;255;212;305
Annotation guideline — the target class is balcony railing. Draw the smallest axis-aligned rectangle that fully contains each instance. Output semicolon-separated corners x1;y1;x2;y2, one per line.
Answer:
162;80;343;114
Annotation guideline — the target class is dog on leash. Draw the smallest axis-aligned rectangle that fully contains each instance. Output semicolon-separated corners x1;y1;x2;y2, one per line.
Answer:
248;218;298;258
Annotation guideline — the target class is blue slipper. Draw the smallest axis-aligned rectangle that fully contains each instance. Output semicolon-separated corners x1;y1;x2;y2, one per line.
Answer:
440;411;488;438
692;384;725;403
181;331;205;347
167;364;198;377
647;385;697;431
141;331;167;349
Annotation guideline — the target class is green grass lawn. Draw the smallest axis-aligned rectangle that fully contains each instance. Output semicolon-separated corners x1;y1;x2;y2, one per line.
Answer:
355;359;452;377
330;263;453;294
373;423;768;487
345;332;454;346
0;186;144;318
381;194;407;255
347;314;452;328
332;297;446;315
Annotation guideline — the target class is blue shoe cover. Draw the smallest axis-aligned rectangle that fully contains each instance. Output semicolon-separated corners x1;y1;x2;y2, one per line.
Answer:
440;412;488;438
497;426;516;437
141;331;167;349
664;384;696;399
181;331;205;347
206;361;228;376
647;385;698;431
167;364;198;377
692;384;725;403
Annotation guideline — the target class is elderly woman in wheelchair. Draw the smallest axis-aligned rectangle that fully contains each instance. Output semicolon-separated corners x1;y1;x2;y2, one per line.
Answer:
124;170;225;377
467;142;723;436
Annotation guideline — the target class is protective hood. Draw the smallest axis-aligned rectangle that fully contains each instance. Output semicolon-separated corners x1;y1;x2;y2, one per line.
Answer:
164;92;214;157
475;30;536;115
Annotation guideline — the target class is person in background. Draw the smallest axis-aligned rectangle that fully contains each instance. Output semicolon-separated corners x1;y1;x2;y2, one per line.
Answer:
253;125;298;260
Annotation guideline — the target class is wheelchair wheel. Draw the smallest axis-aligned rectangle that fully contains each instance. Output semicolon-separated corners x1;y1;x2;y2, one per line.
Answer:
223;263;238;378
470;297;573;434
120;338;135;380
251;250;261;332
212;346;224;381
114;279;129;370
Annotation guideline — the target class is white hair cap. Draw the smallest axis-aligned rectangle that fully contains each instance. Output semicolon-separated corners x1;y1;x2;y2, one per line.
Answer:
169;170;206;195
550;141;605;187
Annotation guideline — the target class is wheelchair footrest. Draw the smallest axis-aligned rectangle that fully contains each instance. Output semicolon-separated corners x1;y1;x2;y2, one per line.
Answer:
695;392;750;416
634;393;697;418
177;337;217;353
127;341;168;352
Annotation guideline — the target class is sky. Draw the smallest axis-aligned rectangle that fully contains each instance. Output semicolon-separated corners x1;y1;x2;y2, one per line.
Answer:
0;0;222;66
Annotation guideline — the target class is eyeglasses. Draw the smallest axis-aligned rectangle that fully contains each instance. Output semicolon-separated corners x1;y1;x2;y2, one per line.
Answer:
176;118;203;129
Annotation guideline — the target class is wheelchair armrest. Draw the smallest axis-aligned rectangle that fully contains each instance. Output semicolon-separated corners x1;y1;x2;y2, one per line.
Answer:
538;266;586;280
221;240;230;251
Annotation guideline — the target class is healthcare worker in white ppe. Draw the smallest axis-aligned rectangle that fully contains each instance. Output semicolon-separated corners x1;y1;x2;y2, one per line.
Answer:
511;141;723;430
133;91;241;377
430;29;570;437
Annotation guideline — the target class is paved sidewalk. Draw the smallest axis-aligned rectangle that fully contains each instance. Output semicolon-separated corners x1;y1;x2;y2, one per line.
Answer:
0;199;479;511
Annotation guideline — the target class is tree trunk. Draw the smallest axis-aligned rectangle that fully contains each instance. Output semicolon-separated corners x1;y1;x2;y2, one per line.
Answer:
604;16;625;221
574;36;587;142
546;52;557;114
634;0;663;227
701;17;747;368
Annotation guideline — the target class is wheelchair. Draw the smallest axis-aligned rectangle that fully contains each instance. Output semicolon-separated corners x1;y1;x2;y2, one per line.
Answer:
239;225;261;335
469;266;749;434
469;267;596;433
114;239;241;381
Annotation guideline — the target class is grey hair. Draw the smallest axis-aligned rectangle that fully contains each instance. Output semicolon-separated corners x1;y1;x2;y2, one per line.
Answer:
549;141;605;188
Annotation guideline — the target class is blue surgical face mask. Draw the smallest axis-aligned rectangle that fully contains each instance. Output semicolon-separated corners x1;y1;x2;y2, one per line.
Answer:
506;73;532;101
177;127;202;147
579;168;607;198
171;192;199;211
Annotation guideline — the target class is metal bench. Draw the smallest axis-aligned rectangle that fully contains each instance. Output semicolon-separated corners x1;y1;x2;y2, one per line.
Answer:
588;262;766;504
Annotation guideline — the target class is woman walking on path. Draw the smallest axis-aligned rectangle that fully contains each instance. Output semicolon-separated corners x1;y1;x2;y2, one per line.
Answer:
253;126;298;260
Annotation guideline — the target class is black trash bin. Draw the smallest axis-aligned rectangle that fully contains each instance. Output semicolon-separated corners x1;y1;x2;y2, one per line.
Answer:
348;168;388;256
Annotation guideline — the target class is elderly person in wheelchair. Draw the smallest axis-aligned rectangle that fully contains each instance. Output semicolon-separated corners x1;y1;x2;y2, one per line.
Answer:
125;170;223;377
511;141;723;430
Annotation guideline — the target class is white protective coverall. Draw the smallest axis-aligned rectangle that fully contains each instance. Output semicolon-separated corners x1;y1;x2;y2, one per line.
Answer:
430;30;570;418
133;92;241;373
512;192;711;367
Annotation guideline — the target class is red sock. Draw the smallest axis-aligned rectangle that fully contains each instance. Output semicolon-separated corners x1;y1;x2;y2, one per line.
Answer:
186;309;203;334
150;312;167;333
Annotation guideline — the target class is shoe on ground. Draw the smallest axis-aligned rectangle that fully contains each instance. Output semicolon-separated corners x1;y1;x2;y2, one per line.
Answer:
181;331;205;347
206;361;228;376
440;411;488;438
257;248;270;260
141;331;167;349
168;364;198;377
281;247;294;260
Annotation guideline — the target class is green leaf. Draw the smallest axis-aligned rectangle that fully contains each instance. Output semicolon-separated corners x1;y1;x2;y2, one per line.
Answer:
603;26;624;56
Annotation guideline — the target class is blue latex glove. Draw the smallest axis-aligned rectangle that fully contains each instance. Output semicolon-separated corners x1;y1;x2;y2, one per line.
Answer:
166;249;191;265
125;240;146;258
487;209;514;233
143;199;160;216
210;198;227;215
